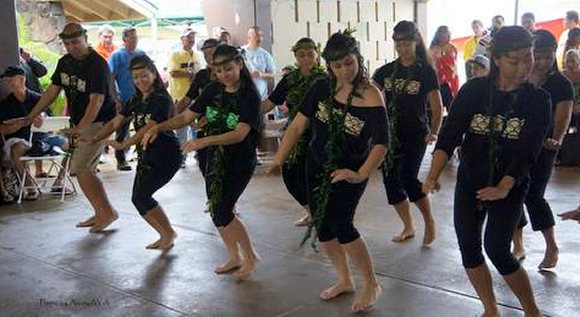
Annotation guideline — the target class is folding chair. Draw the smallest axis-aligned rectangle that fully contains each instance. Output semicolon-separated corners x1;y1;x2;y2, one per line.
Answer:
17;116;77;203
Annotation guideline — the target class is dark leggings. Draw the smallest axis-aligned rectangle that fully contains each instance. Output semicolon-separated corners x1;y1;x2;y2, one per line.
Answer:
454;171;524;276
132;145;182;215
207;167;254;227
307;157;367;244
282;153;309;206
382;136;427;205
518;148;557;231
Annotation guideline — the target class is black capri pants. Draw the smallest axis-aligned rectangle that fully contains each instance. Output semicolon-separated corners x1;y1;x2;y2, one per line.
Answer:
382;135;427;205
132;143;182;215
517;148;557;231
454;170;525;276
282;150;309;207
207;165;255;227
307;156;367;244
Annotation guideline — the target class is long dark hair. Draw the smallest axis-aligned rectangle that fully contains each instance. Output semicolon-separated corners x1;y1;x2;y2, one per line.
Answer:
487;26;534;81
534;29;560;75
212;44;259;98
129;55;168;98
393;21;433;68
430;25;450;49
321;31;369;90
565;27;580;53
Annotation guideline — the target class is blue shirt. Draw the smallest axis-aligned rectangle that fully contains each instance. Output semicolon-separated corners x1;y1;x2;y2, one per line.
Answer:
242;45;276;101
109;47;146;103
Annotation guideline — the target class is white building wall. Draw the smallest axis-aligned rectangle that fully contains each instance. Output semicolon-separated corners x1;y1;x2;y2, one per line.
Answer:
271;0;416;78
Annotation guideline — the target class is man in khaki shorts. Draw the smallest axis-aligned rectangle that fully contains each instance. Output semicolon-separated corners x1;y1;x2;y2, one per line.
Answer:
13;23;118;232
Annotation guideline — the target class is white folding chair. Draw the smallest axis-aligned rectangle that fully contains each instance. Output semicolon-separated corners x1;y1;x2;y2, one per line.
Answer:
17;116;77;203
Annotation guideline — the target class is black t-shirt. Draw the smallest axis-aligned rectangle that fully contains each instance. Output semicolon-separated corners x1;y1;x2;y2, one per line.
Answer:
189;81;261;172
541;72;574;137
436;78;552;188
0;90;41;140
299;78;390;170
121;91;178;157
185;68;213;100
51;48;116;125
372;60;439;138
268;70;327;114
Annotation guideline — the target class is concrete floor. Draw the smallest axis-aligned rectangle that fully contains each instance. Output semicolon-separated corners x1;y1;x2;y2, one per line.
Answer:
1;150;579;317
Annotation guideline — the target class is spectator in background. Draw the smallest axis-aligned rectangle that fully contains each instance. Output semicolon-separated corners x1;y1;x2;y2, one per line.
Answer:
557;10;579;69
474;15;504;58
168;28;200;168
19;48;47;94
521;12;537;33
219;30;232;45
466;54;490;79
430;26;459;111
94;24;117;61
563;49;580;128
109;27;146;171
464;20;486;80
242;26;276;101
562;28;580;66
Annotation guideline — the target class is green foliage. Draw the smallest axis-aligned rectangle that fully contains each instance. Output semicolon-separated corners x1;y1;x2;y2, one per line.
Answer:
16;12;66;115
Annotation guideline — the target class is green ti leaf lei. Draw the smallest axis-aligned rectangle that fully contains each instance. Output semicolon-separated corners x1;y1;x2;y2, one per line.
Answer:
384;61;416;172
285;65;326;167
301;80;360;249
204;85;240;217
478;81;518;211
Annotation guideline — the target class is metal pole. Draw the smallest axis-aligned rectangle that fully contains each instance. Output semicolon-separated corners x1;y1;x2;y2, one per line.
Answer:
514;0;520;25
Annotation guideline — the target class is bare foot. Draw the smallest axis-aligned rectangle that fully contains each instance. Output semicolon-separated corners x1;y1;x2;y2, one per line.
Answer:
294;214;311;227
319;280;355;300
90;212;119;233
234;257;260;280
422;221;436;247
76;216;96;228
392;228;415;243
215;258;242;274
538;247;559;270
512;250;526;262
351;284;382;312
146;239;161;250
157;231;177;250
481;309;501;317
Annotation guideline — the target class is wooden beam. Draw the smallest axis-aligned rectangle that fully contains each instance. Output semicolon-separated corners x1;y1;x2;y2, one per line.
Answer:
61;2;88;22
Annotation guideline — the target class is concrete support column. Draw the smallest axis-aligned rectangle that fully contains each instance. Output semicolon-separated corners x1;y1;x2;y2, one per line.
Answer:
0;0;19;99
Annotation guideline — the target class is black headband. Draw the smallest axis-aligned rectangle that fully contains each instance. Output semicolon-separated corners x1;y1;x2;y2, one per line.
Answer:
212;50;244;67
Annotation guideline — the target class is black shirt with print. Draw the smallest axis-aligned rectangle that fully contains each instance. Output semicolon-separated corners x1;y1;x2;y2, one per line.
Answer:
189;81;261;173
436;77;552;188
299;77;390;170
121;91;178;158
372;60;439;139
0;90;41;140
541;72;574;137
51;48;116;125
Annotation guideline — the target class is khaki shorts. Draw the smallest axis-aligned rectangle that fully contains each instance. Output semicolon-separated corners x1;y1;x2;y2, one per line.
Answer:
70;122;105;174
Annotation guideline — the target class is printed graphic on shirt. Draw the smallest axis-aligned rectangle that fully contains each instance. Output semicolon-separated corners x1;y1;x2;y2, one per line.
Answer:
469;113;525;140
384;78;421;95
60;73;86;93
315;103;365;136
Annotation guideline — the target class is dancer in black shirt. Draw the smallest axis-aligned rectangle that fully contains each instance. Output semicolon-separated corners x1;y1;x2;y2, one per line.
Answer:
373;21;443;246
424;26;549;316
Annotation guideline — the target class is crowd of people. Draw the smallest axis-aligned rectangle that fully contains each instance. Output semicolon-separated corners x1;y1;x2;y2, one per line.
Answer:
1;8;580;316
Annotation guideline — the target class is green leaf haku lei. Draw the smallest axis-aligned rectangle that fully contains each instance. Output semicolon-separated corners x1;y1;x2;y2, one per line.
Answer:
384;60;416;172
301;80;360;249
478;81;518;211
204;84;240;217
284;65;326;166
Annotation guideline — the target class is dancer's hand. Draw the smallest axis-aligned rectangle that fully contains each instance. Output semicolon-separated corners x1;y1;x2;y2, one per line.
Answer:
423;177;441;194
264;160;282;176
543;138;560;151
106;140;125;151
425;133;438;144
476;185;510;201
331;169;367;184
558;208;580;221
182;138;208;153
141;126;158;151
